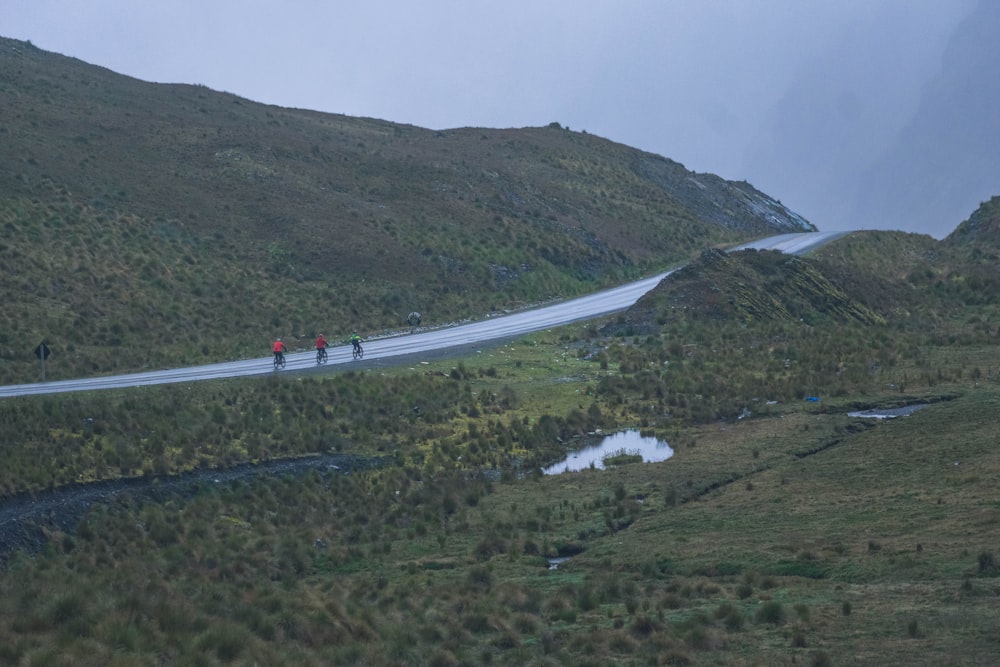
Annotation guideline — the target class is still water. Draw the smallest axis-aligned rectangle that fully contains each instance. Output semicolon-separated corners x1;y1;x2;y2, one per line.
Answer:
848;404;928;419
543;430;673;475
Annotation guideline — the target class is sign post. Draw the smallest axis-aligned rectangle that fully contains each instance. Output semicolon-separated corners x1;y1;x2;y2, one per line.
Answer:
34;342;51;382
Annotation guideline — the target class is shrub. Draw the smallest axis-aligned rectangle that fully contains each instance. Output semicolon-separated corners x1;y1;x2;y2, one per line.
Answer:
715;603;744;631
755;601;786;625
466;566;493;591
977;551;996;574
811;652;834;667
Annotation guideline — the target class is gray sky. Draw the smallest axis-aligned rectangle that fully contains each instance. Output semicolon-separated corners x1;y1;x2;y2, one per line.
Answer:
2;1;988;238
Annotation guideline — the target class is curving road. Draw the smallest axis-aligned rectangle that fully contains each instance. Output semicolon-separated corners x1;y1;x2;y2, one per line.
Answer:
0;231;848;398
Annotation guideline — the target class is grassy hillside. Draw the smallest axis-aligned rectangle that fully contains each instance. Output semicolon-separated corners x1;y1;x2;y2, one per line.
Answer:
2;33;998;667
609;247;885;336
1;36;812;385
1;219;998;664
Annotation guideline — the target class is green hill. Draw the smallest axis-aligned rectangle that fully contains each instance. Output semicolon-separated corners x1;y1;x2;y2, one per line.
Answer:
0;218;997;664
610;247;885;336
1;36;812;384
3;35;1000;667
946;195;1000;246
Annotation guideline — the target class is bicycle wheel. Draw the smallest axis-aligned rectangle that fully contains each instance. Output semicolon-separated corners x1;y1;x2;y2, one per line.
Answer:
352;345;363;360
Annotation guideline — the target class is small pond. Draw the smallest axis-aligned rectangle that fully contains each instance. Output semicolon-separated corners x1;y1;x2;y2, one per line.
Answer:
848;404;928;419
544;430;674;475
547;557;571;570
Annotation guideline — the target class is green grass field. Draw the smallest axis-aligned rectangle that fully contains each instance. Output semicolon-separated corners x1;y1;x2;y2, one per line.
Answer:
0;305;997;664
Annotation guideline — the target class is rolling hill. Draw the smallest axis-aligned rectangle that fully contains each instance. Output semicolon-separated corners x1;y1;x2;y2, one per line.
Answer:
0;36;813;384
0;199;996;664
608;194;1000;342
2;32;1000;667
608;247;885;337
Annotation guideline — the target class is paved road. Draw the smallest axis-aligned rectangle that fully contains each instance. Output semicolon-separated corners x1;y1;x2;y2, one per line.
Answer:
0;231;848;398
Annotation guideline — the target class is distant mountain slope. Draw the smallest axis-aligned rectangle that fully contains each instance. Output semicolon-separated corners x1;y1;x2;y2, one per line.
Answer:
0;36;812;382
945;195;1000;247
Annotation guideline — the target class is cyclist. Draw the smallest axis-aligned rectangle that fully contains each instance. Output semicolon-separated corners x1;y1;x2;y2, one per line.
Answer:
273;338;287;366
350;332;364;356
315;333;328;362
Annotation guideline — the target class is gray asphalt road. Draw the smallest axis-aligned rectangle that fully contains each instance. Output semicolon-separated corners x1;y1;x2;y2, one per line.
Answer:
0;231;848;398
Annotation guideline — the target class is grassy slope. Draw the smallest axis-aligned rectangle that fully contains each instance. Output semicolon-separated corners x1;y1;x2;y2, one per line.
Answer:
2;34;998;667
0;36;812;384
0;336;996;665
1;223;999;664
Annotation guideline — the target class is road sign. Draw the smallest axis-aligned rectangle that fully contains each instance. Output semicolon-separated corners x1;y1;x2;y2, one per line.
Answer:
35;342;51;361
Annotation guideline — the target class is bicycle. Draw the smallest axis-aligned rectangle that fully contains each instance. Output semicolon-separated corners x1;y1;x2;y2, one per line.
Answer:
273;353;286;370
316;347;328;364
352;342;364;360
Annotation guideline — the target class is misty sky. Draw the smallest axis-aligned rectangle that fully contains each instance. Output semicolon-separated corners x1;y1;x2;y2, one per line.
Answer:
2;1;990;238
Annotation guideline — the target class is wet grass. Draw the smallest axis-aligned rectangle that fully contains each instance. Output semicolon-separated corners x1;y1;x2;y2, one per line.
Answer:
4;42;999;661
0;300;997;664
1;209;999;663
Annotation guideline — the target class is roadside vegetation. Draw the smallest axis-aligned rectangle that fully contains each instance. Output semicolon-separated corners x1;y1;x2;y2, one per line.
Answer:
1;220;998;664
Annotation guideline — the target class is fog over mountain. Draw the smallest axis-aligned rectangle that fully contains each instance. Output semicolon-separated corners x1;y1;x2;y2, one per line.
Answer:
747;0;999;238
849;1;1000;237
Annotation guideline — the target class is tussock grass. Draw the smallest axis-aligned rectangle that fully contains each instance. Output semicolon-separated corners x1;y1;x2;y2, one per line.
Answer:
0;36;812;385
1;85;999;663
6;343;995;663
1;311;998;665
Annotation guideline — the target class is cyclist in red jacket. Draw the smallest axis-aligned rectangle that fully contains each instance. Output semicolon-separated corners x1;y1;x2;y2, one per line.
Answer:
315;334;328;363
273;338;287;365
